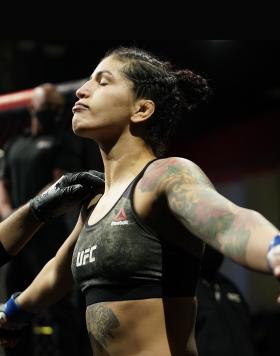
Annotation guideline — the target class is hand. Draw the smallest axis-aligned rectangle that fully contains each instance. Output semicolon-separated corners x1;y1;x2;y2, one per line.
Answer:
30;170;105;222
0;293;32;348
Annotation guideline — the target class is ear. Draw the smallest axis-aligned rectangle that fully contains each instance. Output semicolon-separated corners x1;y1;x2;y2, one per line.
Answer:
131;99;155;124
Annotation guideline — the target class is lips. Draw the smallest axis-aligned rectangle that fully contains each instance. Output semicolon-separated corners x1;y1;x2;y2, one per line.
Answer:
72;102;89;113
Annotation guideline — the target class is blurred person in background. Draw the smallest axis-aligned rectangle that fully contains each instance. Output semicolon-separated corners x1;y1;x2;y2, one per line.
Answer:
195;245;257;356
0;84;83;356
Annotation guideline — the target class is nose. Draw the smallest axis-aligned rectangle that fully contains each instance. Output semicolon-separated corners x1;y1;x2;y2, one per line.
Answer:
76;81;90;99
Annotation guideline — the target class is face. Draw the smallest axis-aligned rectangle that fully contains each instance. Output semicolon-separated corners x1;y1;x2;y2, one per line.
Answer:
72;56;136;142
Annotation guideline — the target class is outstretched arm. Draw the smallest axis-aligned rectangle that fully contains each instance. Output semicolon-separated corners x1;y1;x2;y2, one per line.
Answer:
15;214;84;312
0;170;104;267
0;211;84;350
0;214;83;348
0;203;42;261
160;157;279;273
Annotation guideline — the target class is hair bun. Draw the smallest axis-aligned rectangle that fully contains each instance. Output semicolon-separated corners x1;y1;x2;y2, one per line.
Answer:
175;70;210;111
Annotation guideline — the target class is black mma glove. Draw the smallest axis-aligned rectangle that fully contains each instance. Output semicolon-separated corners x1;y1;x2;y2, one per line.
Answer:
29;170;104;222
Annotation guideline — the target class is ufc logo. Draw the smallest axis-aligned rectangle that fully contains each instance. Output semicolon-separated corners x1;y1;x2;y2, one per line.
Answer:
76;245;97;266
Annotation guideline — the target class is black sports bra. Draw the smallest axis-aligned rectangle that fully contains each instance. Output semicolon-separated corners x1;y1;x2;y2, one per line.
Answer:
71;160;202;305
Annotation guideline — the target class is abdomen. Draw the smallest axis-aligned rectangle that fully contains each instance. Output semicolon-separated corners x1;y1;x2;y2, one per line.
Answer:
85;297;198;356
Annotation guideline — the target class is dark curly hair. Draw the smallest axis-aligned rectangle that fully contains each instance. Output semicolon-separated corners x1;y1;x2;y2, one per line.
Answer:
104;47;210;156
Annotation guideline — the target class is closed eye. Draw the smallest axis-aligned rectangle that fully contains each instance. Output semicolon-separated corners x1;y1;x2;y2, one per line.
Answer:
99;80;109;86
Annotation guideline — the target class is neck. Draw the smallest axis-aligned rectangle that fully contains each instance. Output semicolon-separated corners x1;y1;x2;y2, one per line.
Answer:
99;137;156;191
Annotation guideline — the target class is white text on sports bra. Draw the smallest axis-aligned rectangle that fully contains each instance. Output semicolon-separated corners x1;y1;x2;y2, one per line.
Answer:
76;245;97;266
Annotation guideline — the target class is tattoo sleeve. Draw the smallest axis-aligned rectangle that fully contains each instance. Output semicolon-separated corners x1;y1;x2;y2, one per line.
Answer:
161;159;251;262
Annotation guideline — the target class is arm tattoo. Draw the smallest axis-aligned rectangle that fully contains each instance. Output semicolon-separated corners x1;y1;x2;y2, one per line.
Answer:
142;159;250;261
86;303;120;349
168;175;250;260
140;158;214;193
139;158;182;192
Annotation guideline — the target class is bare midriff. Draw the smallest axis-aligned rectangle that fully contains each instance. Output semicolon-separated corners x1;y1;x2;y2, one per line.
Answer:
85;297;198;356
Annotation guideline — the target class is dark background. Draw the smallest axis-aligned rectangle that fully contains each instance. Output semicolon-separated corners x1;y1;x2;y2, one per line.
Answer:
1;40;280;130
1;40;280;180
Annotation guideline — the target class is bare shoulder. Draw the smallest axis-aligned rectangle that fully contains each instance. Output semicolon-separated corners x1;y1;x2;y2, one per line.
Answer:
139;157;214;194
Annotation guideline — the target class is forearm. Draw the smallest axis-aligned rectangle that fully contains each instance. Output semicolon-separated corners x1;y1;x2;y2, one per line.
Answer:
0;203;43;255
219;208;279;272
16;256;74;313
168;184;279;272
14;217;82;313
161;158;280;283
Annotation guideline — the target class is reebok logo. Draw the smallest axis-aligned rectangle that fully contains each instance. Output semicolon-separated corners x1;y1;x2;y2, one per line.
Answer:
111;208;129;226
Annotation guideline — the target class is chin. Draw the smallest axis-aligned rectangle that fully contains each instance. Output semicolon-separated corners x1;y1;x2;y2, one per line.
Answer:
72;117;85;134
72;120;79;134
72;122;84;137
73;126;87;137
72;125;95;140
